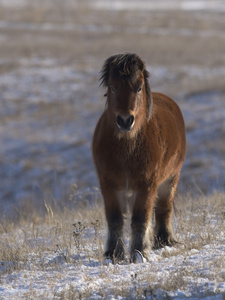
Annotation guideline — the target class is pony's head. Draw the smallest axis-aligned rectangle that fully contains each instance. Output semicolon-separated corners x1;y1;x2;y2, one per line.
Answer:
100;53;151;137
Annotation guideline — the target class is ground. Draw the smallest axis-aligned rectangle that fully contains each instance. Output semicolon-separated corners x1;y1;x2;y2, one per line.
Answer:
0;193;225;299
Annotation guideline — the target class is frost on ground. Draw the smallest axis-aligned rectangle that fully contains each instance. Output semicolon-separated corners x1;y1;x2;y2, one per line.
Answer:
0;1;225;218
0;193;225;299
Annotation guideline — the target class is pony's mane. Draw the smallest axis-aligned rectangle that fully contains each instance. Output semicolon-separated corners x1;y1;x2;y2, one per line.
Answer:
99;53;152;118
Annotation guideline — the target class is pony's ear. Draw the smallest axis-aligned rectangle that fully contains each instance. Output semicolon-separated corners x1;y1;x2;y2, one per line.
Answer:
99;54;119;87
143;69;152;119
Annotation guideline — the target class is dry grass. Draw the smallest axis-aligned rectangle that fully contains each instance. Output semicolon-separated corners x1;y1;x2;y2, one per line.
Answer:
1;3;225;75
0;191;225;298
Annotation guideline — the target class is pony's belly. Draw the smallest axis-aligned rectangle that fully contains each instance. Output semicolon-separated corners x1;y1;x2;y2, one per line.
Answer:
117;189;136;216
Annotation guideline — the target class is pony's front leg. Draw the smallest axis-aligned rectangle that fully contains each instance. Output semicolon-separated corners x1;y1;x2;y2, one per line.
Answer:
101;182;125;262
130;187;156;262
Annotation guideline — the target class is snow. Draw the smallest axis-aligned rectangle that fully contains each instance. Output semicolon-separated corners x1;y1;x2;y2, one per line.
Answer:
92;1;225;12
0;201;225;299
0;237;225;299
0;66;86;103
1;20;225;38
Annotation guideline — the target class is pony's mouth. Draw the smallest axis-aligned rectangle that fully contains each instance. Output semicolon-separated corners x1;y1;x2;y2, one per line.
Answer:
116;115;135;132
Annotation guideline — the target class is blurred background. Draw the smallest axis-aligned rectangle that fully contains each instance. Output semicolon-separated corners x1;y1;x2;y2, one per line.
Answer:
0;0;225;220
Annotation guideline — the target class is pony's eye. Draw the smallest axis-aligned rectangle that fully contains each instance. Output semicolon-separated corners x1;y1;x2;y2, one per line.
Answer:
137;87;142;93
110;86;115;94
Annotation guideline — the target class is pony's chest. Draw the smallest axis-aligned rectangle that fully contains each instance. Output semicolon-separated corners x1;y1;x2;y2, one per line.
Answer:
117;187;136;216
116;177;137;216
100;135;149;184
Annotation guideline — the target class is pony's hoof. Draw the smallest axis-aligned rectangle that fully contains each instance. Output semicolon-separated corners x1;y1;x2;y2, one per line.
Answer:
131;250;146;264
154;233;178;249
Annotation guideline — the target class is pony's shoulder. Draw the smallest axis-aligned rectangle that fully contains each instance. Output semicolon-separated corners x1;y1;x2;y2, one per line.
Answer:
151;92;182;114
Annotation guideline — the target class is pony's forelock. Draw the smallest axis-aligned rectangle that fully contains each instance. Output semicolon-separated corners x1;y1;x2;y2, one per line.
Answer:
99;53;147;86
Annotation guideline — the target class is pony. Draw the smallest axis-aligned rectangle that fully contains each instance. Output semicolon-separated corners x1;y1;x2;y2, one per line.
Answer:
92;53;186;263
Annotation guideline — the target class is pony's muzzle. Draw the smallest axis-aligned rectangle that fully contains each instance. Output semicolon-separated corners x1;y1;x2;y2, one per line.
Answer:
116;115;135;132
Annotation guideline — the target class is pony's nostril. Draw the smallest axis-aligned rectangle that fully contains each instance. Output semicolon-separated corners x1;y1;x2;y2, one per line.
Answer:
116;115;124;128
127;115;134;127
116;115;134;131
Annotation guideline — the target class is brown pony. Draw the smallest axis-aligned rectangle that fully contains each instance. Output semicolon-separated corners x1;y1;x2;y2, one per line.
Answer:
92;53;186;263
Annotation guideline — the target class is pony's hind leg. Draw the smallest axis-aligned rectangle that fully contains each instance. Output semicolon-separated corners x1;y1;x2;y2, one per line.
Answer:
154;175;179;249
101;183;125;262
